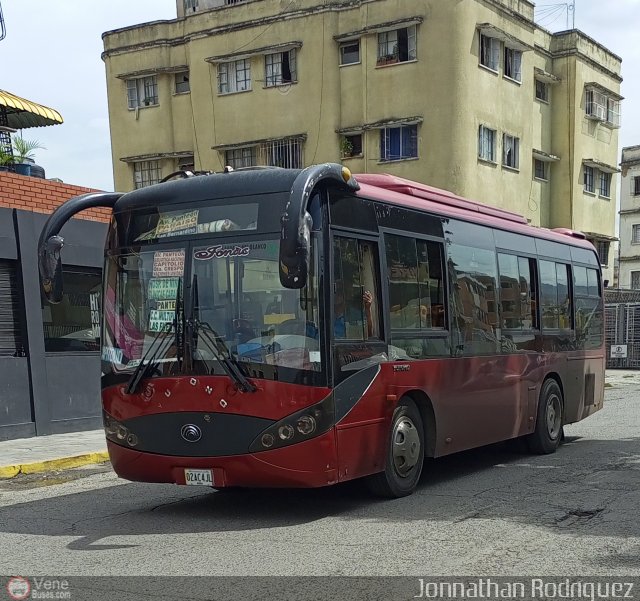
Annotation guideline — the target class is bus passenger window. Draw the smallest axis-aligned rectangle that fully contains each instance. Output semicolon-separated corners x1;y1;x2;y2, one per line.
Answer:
497;253;536;330
333;237;382;340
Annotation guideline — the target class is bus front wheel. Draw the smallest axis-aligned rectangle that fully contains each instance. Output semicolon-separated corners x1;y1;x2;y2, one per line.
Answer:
367;398;424;498
527;379;564;454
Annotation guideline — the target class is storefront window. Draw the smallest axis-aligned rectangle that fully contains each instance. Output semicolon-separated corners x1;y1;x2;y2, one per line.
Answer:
41;268;102;352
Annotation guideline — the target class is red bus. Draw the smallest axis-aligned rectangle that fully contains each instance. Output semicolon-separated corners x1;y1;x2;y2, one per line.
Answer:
38;164;604;497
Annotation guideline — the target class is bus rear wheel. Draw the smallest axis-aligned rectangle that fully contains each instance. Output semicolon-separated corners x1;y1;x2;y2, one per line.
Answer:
367;398;424;498
527;379;564;454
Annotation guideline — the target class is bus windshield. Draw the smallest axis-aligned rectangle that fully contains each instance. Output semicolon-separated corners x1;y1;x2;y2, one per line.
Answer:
102;236;323;380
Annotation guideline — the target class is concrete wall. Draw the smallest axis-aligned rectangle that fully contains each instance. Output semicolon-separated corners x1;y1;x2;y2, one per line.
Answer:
0;206;107;441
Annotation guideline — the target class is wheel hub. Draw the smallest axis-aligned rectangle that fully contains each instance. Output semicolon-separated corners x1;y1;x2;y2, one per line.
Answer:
392;417;421;477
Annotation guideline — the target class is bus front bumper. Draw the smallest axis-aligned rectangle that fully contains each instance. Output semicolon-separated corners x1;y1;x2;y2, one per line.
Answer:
106;429;339;489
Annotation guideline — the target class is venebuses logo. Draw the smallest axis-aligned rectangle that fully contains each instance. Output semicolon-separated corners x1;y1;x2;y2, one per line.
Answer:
6;577;30;600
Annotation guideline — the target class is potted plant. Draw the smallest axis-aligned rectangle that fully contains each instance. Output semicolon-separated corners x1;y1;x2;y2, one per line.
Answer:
340;137;354;158
0;148;13;172
11;136;44;176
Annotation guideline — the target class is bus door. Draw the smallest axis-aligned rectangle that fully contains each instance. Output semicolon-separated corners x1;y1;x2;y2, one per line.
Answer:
331;233;388;479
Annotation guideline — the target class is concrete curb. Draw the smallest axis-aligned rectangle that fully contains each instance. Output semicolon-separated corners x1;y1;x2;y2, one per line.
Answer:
0;451;110;479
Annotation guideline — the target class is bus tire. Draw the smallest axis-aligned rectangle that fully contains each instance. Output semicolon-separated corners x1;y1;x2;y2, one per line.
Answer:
527;379;564;454
367;398;424;498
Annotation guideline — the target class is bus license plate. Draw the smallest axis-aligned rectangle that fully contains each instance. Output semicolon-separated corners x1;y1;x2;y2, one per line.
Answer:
184;469;214;486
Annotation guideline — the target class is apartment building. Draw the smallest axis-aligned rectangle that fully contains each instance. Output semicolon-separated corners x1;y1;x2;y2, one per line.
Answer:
619;146;640;288
102;0;622;281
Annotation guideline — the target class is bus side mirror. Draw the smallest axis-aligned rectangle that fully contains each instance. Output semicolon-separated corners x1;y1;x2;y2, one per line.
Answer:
39;235;65;304
279;211;311;289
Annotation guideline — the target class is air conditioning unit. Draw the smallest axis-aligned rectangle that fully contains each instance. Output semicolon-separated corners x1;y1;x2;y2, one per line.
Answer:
587;102;606;121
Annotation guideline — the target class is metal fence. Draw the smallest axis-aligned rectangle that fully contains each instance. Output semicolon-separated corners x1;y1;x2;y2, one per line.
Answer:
604;288;640;369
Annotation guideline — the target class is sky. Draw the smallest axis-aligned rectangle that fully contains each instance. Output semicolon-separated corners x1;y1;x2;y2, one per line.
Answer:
0;0;639;192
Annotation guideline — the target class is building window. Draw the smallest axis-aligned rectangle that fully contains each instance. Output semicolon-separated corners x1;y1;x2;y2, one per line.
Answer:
0;260;25;357
41;268;102;353
265;50;297;87
177;155;195;171
632;225;640;244
126;76;158;109
599;171;611;198
133;160;161;189
502;134;519;169
478;125;496;162
585;88;620;127
534;159;547;181
341;134;362;158
504;47;522;82
634;176;640;196
377;26;417;65
479;34;500;71
380;124;418;162
631;271;640;289
174;71;190;94
535;79;549;102
225;147;257;169
218;59;251;94
595;241;609;266
259;137;304;168
184;0;198;13
584;166;595;193
340;41;360;65
607;97;621;127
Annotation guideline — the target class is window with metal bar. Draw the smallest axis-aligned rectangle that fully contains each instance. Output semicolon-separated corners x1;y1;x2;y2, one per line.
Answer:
133;160;161;189
265;50;297;87
126;76;158;108
377;26;417;65
218;59;251;94
380;125;418;161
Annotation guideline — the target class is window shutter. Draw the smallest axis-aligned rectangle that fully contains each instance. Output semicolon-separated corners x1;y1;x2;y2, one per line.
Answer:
0;261;24;357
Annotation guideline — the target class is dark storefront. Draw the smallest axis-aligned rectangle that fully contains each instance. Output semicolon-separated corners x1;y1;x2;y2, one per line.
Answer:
0;207;107;441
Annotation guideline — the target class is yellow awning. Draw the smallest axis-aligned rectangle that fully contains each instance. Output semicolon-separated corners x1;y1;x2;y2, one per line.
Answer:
0;89;63;129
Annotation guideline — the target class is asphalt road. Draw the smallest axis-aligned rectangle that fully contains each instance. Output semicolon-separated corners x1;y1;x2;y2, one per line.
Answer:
1;372;639;579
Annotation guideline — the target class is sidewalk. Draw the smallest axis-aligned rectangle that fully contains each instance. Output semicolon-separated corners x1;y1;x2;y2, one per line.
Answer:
0;429;108;479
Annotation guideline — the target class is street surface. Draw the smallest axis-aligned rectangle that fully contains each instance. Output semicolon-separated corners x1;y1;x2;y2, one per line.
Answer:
0;372;639;577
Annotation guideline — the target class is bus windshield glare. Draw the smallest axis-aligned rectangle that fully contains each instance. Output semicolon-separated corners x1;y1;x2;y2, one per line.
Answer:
102;236;322;380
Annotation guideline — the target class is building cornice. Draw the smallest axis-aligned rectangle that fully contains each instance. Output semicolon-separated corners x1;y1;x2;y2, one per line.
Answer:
212;133;307;151
120;151;193;163
205;41;302;63
334;16;424;42
337;116;424;134
102;0;382;60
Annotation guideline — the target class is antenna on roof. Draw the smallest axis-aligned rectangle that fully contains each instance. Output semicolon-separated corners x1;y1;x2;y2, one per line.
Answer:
0;1;7;41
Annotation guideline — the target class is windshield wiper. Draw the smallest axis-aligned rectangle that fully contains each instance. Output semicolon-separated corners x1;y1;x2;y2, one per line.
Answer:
189;274;256;393
125;279;183;394
125;321;173;394
192;319;256;393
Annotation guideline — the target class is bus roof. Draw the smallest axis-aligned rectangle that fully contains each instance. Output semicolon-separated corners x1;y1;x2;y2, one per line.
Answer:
354;172;595;251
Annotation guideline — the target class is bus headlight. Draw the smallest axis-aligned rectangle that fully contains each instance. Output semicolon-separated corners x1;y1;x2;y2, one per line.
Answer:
249;394;334;453
103;411;141;449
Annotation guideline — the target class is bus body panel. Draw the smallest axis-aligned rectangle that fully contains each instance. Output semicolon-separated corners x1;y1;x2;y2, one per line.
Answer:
107;429;339;488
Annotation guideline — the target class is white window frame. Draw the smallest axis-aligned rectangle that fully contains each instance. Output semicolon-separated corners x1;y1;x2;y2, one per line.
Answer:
478;125;496;163
632;225;640;245
504;47;522;82
479;34;500;72
502;134;520;170
585;87;620;126
595;241;609;267
376;25;417;65
340;40;360;66
126;76;158;109
218;59;252;94
133;160;161;189
265;50;297;87
259;137;304;168
380;124;418;162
